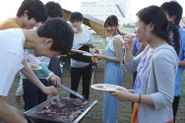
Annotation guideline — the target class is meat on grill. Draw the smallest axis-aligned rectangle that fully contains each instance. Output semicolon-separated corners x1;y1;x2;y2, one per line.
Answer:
60;96;71;102
48;114;53;117
51;99;57;106
82;101;90;105
58;104;65;108
60;116;67;118
36;109;57;114
35;97;90;119
71;110;82;115
44;104;51;109
54;113;60;117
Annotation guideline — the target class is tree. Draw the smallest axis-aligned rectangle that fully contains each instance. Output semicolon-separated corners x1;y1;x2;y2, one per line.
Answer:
122;23;135;28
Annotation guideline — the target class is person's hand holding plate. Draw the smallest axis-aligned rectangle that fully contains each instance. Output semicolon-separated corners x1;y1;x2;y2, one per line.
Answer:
110;88;133;101
96;54;105;60
86;42;94;48
94;49;100;54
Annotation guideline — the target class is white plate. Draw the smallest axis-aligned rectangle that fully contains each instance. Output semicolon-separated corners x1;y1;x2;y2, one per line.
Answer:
83;52;97;57
28;63;42;70
91;84;127;93
91;84;125;92
71;49;86;53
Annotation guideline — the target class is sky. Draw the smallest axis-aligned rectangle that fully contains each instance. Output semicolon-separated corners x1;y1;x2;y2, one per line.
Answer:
0;0;184;22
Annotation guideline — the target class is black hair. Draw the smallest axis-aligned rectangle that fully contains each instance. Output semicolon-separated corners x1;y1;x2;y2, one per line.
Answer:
137;5;180;55
45;1;63;18
161;1;183;26
17;0;47;23
69;12;83;22
37;18;74;55
104;15;123;37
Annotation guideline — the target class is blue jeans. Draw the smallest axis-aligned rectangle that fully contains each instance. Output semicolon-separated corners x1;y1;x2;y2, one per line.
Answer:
23;79;50;123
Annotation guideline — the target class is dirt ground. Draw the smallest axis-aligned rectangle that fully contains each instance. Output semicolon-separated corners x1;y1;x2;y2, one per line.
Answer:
6;63;185;123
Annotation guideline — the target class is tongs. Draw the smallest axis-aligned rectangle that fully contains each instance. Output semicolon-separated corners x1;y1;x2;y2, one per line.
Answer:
61;84;84;100
52;95;64;107
56;96;62;107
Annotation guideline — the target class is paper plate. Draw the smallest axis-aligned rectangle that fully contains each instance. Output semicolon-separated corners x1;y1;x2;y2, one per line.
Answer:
91;84;129;93
28;63;42;70
71;49;86;53
83;52;97;57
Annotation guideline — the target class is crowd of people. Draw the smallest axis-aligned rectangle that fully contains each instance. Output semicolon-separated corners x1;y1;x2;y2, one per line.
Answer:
0;0;73;123
0;0;184;123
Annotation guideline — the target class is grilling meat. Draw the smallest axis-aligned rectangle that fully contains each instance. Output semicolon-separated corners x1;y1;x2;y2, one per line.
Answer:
54;113;60;117
69;114;76;119
35;97;90;119
48;114;53;117
61;113;68;116
74;107;79;111
51;109;57;112
60;116;67;118
71;102;81;106
72;99;82;103
71;110;82;115
82;101;90;105
56;96;63;107
44;104;51;109
60;96;71;102
51;99;57;106
58;104;65;108
35;109;57;114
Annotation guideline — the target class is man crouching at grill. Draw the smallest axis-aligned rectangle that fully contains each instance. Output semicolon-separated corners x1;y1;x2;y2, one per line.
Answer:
0;18;74;123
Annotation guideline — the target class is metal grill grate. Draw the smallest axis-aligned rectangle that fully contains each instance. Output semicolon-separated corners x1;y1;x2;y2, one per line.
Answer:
24;96;97;123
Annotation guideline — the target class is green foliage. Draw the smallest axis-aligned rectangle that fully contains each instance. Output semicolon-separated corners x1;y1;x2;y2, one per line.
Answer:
92;34;103;39
95;46;106;50
92;32;98;35
122;23;135;28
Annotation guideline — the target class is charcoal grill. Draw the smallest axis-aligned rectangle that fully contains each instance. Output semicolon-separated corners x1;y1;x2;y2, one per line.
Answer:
24;96;97;123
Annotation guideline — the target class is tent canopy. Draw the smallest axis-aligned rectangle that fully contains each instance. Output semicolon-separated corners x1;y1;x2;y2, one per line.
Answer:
62;9;135;38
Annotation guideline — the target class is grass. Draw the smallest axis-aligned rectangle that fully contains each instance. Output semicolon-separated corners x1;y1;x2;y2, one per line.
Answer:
176;73;185;122
122;114;132;123
99;59;105;65
6;64;185;123
94;46;106;50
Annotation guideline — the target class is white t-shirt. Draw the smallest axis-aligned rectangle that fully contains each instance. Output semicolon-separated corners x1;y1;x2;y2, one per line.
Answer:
0;29;25;96
71;28;94;68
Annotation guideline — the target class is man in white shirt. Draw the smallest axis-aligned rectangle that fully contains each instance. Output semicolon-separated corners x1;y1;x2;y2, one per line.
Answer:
69;12;94;100
0;18;74;123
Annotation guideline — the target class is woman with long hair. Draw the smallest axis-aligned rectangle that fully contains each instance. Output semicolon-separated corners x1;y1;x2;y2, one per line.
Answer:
96;15;124;123
111;6;179;123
